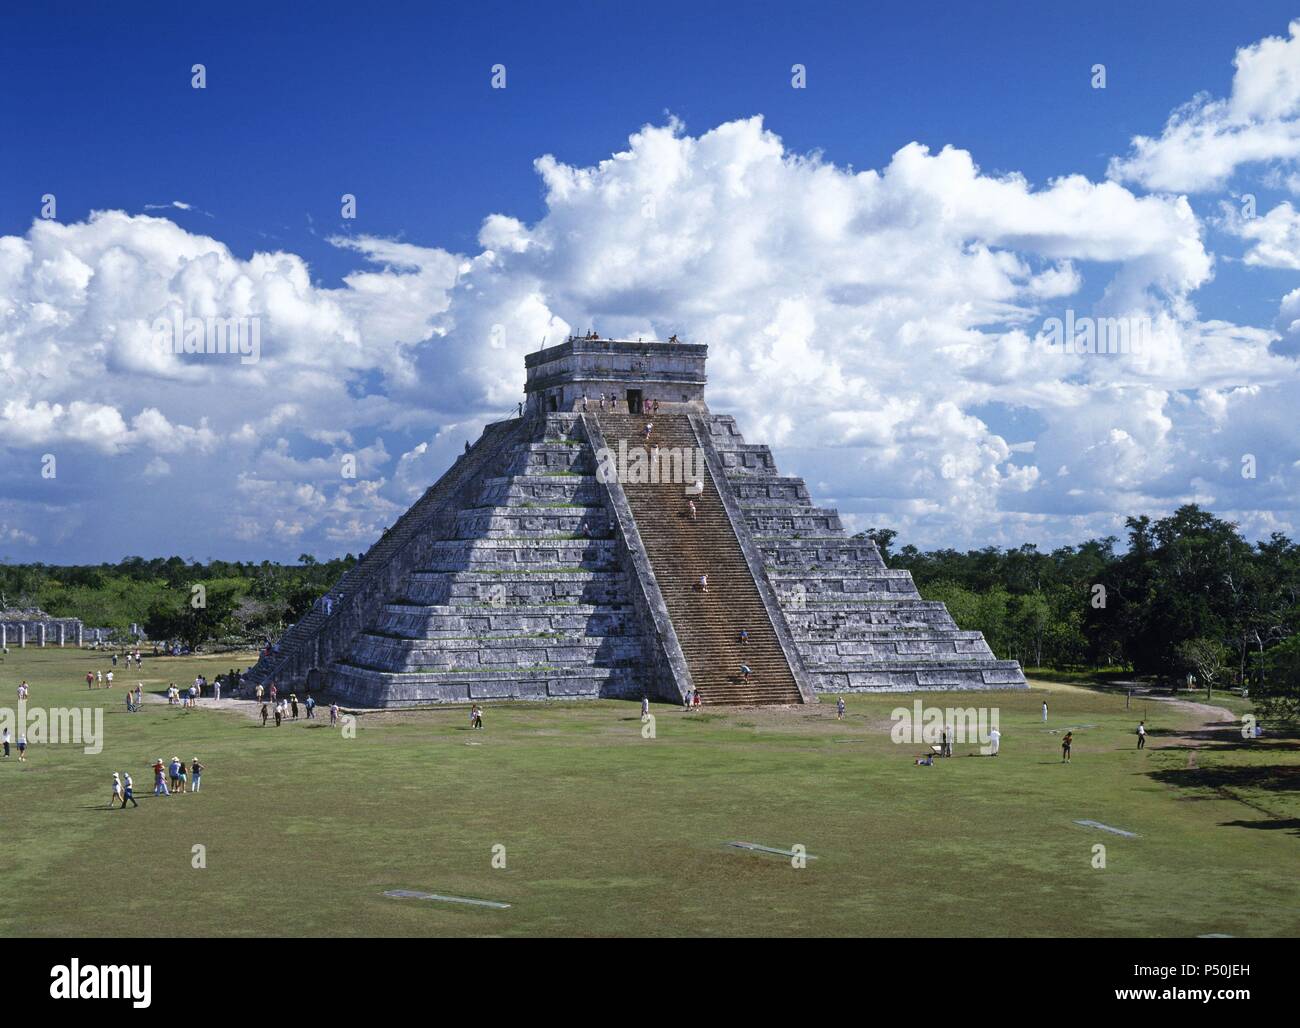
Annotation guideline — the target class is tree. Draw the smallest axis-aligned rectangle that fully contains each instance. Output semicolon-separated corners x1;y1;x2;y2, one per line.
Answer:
1259;633;1300;719
1172;637;1228;690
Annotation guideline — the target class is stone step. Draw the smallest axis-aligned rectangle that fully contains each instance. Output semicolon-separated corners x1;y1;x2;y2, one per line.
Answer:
331;661;639;705
597;411;802;706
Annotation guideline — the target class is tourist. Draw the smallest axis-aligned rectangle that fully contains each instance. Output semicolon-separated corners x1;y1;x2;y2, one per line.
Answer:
191;758;204;792
124;691;134;714
111;653;117;667
255;683;265;704
96;670;103;688
121;771;138;809
177;760;188;794
111;771;122;808
836;696;845;720
652;398;660;415
18;680;28;700
471;704;483;730
943;724;954;757
1137;721;1147;749
214;678;221;701
738;629;748;645
940;727;949;758
261;703;269;727
1042;701;1048;722
169;756;182;792
582;394;589;411
697;574;709;593
86;671;94;690
153;758;169;796
329;702;339;727
1061;731;1073;763
692;691;702;708
641;695;650;719
1;727;9;757
740;663;753;681
135;683;142;708
987;727;1001;756
305;695;316;719
643;421;653;441
915;753;934;766
15;733;26;761
270;683;278;705
688;499;697;521
274;704;282;727
290;694;299;720
683;689;692;709
106;670;113;689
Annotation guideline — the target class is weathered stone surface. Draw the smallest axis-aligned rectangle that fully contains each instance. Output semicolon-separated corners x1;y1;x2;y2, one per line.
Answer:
250;338;1024;705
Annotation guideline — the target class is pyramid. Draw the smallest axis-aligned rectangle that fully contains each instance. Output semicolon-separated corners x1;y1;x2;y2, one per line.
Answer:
247;337;1025;705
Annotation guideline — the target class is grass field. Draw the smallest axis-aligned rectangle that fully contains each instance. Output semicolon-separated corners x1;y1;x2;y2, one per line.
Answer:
0;645;1296;937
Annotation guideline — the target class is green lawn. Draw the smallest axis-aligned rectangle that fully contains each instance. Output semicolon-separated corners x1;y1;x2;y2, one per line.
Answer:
0;645;1296;937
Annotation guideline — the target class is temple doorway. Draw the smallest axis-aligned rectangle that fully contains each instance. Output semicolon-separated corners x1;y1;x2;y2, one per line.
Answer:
626;389;643;414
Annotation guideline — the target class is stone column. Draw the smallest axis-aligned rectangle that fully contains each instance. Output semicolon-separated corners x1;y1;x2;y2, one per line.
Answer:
18;624;25;648
0;623;6;649
76;623;83;647
38;623;46;647
58;623;65;647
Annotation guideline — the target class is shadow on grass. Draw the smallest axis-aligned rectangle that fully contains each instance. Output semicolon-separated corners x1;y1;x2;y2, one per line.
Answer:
1218;817;1300;835
1146;763;1300;794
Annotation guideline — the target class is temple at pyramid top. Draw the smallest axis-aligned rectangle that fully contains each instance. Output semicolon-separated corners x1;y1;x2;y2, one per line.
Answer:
525;335;707;414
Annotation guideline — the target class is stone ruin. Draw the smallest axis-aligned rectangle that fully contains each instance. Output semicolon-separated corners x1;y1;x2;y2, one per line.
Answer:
247;337;1025;705
0;608;98;648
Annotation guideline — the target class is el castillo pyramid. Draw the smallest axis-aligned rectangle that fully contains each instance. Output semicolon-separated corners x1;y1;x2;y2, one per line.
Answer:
247;337;1025;705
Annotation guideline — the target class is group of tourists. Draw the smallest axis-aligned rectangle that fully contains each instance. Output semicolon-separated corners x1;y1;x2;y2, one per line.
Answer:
259;691;321;726
108;755;207;808
109;649;144;670
2;725;28;760
85;669;116;689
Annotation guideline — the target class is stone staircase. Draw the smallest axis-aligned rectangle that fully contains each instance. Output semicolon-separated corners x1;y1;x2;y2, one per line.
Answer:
702;414;1026;692
595;412;802;705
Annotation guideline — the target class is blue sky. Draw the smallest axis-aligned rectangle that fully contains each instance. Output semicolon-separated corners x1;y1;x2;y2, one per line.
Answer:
2;1;1299;562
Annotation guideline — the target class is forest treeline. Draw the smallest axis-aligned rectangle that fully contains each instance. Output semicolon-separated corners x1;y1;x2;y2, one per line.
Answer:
1;504;1296;713
861;505;1298;713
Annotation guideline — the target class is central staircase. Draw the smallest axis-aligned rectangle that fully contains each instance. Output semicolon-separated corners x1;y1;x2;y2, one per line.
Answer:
596;412;802;705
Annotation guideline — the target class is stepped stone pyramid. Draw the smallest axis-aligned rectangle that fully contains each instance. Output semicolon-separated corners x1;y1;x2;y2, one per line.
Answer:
247;337;1025;705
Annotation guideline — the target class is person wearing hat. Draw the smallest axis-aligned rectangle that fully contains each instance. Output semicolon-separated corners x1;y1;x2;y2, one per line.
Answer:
110;771;122;808
121;771;138;808
153;758;169;796
191;757;204;792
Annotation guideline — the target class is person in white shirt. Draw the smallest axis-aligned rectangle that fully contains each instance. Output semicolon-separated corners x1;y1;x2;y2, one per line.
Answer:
1137;720;1147;749
1041;701;1048;722
987;728;1001;756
